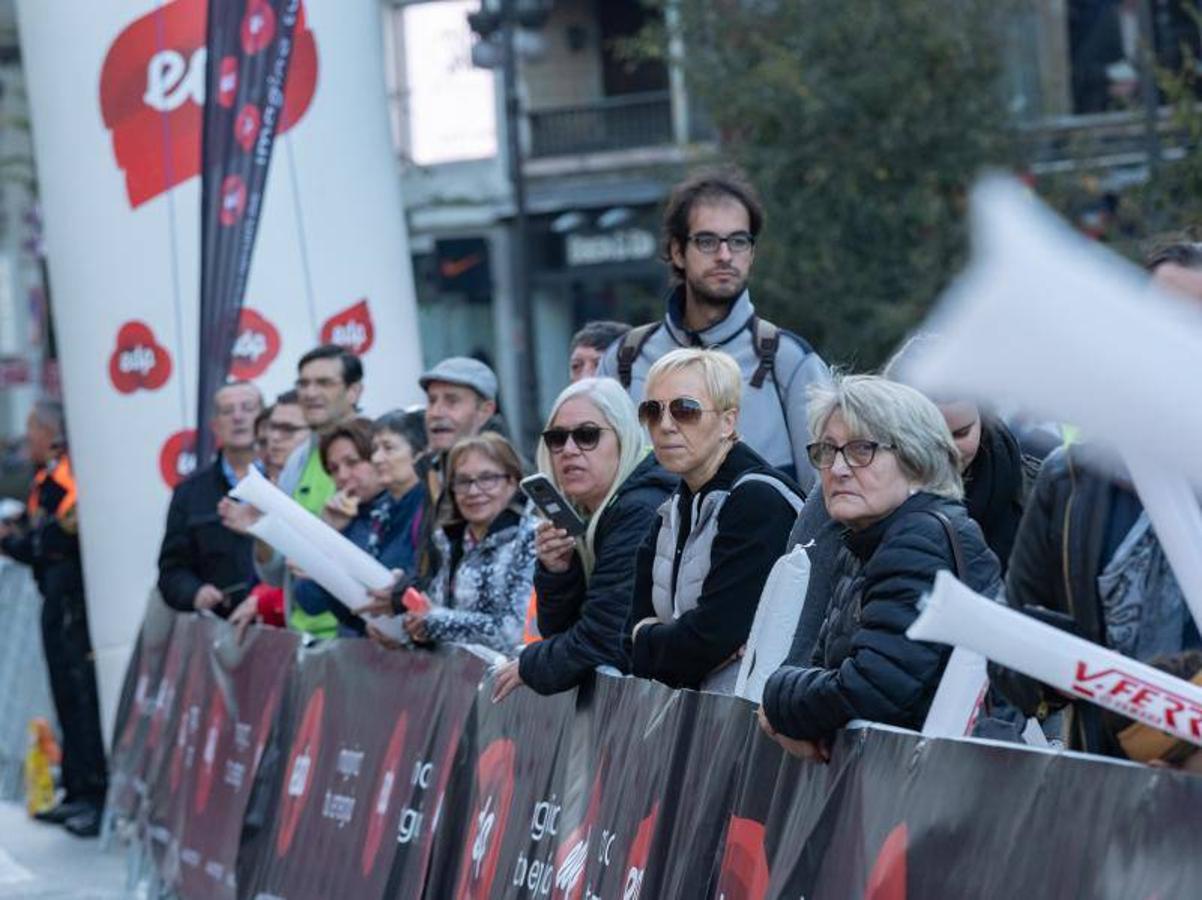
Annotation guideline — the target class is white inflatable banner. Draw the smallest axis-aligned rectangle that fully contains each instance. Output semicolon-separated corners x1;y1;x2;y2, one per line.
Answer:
231;465;392;591
902;176;1202;628
248;514;369;613
910;572;1202;750
17;0;424;730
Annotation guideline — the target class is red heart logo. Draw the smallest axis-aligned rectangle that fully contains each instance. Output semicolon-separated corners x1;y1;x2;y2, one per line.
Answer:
320;299;375;355
715;817;770;900
217;55;239;108
219;173;248;226
99;0;319;209
234;102;261;153
229;307;281;380
109;321;172;394
241;1;277;55
159;428;198;488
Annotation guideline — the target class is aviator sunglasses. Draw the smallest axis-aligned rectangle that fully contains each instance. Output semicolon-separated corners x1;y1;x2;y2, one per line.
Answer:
541;423;611;453
637;396;716;427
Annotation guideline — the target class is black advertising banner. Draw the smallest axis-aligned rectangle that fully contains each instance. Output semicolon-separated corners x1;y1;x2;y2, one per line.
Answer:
113;608;1202;900
143;619;298;899
237;641;489;899
107;610;177;821
195;0;300;462
421;676;577;900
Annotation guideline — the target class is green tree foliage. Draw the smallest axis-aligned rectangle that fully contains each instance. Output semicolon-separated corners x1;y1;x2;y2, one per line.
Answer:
641;0;1021;367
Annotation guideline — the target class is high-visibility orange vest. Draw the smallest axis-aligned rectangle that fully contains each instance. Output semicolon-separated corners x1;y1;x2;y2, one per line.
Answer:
28;454;78;523
522;587;541;645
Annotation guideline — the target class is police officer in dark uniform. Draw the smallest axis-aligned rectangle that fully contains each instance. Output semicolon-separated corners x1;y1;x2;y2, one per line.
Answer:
0;401;107;837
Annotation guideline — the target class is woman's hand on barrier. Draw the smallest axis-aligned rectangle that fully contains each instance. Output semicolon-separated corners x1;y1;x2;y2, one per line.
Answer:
218;498;262;535
756;705;830;763
403;612;431;644
229;595;260;644
535;521;576;574
491;659;525;703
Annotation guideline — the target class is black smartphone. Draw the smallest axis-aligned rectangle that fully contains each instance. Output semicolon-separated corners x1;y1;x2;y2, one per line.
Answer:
520;474;587;537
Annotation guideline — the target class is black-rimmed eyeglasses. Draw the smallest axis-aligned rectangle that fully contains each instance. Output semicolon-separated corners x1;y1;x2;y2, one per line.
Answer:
687;231;755;255
806;440;895;469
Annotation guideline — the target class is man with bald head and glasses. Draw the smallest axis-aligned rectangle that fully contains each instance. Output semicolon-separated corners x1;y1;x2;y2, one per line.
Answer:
597;166;828;490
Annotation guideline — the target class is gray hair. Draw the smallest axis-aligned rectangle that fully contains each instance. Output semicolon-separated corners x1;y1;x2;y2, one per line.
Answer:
31;399;65;443
536;376;648;575
807;373;963;500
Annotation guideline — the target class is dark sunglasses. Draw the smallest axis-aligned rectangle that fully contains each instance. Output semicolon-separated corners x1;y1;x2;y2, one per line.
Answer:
541;424;610;453
637;396;715;427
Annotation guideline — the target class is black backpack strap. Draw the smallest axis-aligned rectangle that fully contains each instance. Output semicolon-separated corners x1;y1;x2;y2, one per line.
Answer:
748;316;780;389
616;322;661;390
925;508;966;579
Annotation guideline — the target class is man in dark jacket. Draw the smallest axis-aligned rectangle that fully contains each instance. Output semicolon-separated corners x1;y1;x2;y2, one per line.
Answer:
515;455;676;695
0;401;107;837
158;381;263;615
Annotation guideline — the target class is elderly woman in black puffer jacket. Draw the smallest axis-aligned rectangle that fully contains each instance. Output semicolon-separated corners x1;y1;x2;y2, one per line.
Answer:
757;375;1001;761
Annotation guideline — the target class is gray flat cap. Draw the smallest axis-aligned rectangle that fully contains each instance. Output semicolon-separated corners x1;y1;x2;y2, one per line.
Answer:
418;356;498;402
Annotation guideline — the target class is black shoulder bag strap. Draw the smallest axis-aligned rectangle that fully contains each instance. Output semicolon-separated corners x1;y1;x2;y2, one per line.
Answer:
616;322;662;390
925;507;966;579
748;316;780;389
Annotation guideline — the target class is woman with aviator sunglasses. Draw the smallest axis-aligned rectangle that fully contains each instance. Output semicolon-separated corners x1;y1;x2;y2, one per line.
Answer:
626;348;804;694
757;375;1001;762
492;378;675;702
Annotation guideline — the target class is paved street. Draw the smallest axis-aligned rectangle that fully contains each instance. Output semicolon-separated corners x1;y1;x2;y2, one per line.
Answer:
0;802;130;899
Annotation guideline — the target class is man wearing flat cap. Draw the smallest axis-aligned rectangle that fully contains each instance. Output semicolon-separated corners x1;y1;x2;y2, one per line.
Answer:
411;357;503;587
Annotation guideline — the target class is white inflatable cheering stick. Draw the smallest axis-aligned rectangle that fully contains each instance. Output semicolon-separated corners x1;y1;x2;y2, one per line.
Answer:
909;573;1202;750
901;175;1202;630
230;466;394;591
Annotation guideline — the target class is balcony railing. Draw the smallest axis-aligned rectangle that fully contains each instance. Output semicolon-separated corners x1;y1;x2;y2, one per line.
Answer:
528;91;674;158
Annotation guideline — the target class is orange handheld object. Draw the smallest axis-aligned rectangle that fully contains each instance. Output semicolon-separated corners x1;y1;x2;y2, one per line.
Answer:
401;587;431;615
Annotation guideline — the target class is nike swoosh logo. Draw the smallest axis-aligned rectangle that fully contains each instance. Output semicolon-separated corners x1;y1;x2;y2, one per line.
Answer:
440;254;483;279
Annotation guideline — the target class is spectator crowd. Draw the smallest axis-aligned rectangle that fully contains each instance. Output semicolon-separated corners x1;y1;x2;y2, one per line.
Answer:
6;167;1202;836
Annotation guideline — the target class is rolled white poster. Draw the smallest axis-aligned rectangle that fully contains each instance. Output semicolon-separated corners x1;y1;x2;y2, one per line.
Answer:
921;647;989;738
231;465;393;590
908;571;1202;749
249;514;369;612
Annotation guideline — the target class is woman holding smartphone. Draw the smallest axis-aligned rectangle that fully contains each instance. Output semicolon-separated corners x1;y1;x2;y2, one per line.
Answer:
492;377;675;701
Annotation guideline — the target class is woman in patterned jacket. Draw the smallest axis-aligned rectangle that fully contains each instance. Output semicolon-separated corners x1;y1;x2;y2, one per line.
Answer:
402;432;537;655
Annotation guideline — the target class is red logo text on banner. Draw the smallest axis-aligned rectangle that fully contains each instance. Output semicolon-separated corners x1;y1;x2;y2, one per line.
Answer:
866;823;908;900
159;429;199;489
455;738;516;900
241;1;278;54
193;686;227;815
229;308;281;379
321;299;375;355
715;817;770;900
276;686;326;858
361;712;410;877
551;767;605;900
98;0;319;209
621;804;660;900
109;321;172;393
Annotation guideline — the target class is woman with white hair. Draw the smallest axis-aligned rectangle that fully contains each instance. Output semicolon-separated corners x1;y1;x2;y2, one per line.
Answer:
492;377;675;700
627;348;805;693
758;374;1001;760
